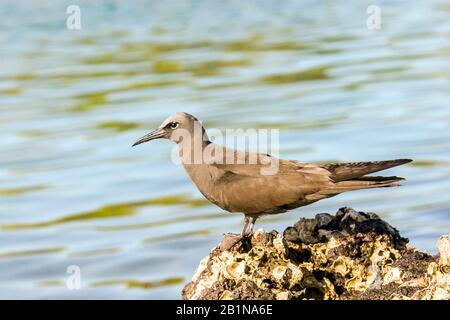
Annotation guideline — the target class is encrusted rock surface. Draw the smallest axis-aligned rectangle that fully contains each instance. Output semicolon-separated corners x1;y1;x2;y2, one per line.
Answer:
182;207;450;300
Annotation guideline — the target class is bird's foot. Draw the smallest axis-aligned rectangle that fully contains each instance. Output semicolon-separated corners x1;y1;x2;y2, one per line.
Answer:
219;233;245;251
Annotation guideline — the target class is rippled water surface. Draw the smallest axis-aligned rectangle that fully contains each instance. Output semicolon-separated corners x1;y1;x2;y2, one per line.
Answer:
1;0;449;299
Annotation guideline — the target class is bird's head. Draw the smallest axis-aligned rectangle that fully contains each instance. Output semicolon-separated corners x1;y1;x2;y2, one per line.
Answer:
132;112;207;147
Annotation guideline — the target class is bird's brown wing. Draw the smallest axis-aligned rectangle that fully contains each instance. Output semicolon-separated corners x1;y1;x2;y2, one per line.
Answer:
210;159;334;214
205;147;411;214
320;159;412;182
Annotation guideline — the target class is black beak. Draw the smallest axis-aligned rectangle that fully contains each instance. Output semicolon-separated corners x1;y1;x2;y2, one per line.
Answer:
132;128;166;147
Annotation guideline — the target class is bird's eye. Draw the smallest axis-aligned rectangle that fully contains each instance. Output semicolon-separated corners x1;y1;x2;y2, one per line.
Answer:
169;122;179;129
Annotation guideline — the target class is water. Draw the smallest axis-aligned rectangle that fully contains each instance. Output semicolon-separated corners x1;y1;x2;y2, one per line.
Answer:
0;0;449;299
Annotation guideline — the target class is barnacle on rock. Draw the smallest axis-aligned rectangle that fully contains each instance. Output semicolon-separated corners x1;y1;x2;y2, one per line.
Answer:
182;207;450;300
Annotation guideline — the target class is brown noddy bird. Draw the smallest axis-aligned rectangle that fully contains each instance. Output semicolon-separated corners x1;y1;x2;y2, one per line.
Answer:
133;112;412;249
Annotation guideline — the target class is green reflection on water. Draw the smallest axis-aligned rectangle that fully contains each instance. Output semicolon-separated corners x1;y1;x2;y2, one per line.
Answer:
0;186;46;196
371;67;409;74
126;80;183;90
320;35;357;42
344;83;362;91
121;40;213;55
191;59;252;76
73;92;108;112
313;48;343;55
152;58;252;76
0;87;23;95
69;247;121;257
223;36;310;52
261;66;330;84
90;277;185;290
409;160;449;167
14;73;35;81
36;280;65;287
96;120;140;132
1;194;210;230
0;247;64;259
153;60;181;73
71;80;184;112
17;129;50;138
37;276;185;290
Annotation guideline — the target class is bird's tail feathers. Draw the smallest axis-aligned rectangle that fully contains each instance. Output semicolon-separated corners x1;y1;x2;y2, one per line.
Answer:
322;159;412;182
321;175;405;195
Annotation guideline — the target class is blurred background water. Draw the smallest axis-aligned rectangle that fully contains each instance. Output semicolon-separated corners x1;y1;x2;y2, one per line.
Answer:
0;0;449;299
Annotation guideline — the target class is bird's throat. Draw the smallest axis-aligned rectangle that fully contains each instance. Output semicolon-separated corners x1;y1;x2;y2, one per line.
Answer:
177;133;212;166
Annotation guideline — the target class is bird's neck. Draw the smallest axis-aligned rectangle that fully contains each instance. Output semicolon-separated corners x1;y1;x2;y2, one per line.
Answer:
177;130;212;166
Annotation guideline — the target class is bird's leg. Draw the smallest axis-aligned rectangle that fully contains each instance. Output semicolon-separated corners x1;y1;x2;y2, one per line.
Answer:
241;215;257;237
219;215;257;251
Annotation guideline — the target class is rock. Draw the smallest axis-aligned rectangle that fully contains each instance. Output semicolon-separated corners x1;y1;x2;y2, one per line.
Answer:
182;207;450;300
